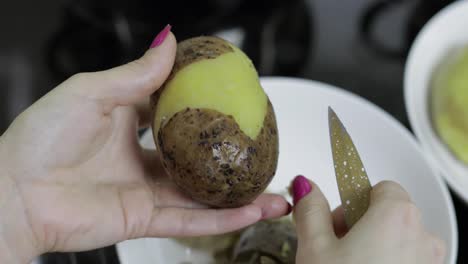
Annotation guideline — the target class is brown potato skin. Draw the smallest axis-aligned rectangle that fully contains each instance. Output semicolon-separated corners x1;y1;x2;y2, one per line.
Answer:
150;36;279;207
155;101;279;208
232;220;297;263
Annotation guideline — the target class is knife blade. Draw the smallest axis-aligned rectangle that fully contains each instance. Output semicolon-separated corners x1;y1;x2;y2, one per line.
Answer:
328;107;372;228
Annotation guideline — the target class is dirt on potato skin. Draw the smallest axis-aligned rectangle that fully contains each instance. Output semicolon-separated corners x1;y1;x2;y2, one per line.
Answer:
156;100;278;208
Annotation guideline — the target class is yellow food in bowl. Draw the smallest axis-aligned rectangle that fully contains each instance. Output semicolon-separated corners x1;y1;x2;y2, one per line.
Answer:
431;45;468;164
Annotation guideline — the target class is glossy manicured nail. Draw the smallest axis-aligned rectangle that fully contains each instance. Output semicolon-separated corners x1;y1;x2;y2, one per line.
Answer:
292;175;312;205
150;24;171;48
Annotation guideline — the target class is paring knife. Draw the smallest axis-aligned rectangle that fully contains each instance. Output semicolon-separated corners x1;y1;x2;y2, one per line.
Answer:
328;107;372;228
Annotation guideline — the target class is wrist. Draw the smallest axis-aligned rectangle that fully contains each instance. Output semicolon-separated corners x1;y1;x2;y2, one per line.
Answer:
0;139;41;263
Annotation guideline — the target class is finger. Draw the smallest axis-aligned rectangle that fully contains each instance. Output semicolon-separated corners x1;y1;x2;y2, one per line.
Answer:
331;206;348;238
145;205;262;237
135;97;152;128
369;180;411;208
141;149;166;177
251;193;291;220
427;234;446;263
142;147;291;215
143;150;290;214
291;175;335;250
68;29;176;111
151;182;208;209
141;150;206;209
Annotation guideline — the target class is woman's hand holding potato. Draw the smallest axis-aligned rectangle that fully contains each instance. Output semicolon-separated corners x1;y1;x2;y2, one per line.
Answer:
0;27;289;263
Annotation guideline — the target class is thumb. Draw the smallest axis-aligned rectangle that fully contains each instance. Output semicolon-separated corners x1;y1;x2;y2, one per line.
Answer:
291;175;335;251
67;25;177;109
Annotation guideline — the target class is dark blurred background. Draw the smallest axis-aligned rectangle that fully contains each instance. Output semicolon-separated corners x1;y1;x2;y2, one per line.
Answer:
0;0;465;263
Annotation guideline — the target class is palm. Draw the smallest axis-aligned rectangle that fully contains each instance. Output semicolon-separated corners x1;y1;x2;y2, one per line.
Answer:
0;32;288;256
1;89;150;251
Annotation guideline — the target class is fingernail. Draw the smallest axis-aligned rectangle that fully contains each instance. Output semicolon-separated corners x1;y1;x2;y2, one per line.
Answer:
150;24;171;48
292;175;312;205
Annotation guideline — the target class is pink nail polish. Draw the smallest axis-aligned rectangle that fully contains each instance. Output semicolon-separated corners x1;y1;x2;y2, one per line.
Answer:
292;175;312;205
150;24;171;48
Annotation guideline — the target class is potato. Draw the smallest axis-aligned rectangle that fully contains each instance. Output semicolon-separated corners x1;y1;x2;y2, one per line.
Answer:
150;36;279;208
232;219;297;263
431;46;468;164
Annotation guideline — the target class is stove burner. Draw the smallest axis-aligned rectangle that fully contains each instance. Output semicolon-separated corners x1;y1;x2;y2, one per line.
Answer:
45;0;312;82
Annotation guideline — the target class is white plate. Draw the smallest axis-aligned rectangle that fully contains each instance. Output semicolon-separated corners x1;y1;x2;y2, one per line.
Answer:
404;0;468;204
117;77;458;264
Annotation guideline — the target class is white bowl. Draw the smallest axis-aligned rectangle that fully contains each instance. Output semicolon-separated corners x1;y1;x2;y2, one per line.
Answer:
404;0;468;204
117;77;457;264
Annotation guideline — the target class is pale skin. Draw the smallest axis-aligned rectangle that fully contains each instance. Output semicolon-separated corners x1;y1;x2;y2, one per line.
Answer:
0;30;447;264
0;33;290;263
293;179;447;264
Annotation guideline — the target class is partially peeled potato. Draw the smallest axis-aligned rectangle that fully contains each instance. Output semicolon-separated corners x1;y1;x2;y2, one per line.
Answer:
151;36;279;208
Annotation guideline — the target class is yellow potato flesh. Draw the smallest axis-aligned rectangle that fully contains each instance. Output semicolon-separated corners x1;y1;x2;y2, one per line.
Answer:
154;45;267;139
431;47;468;164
